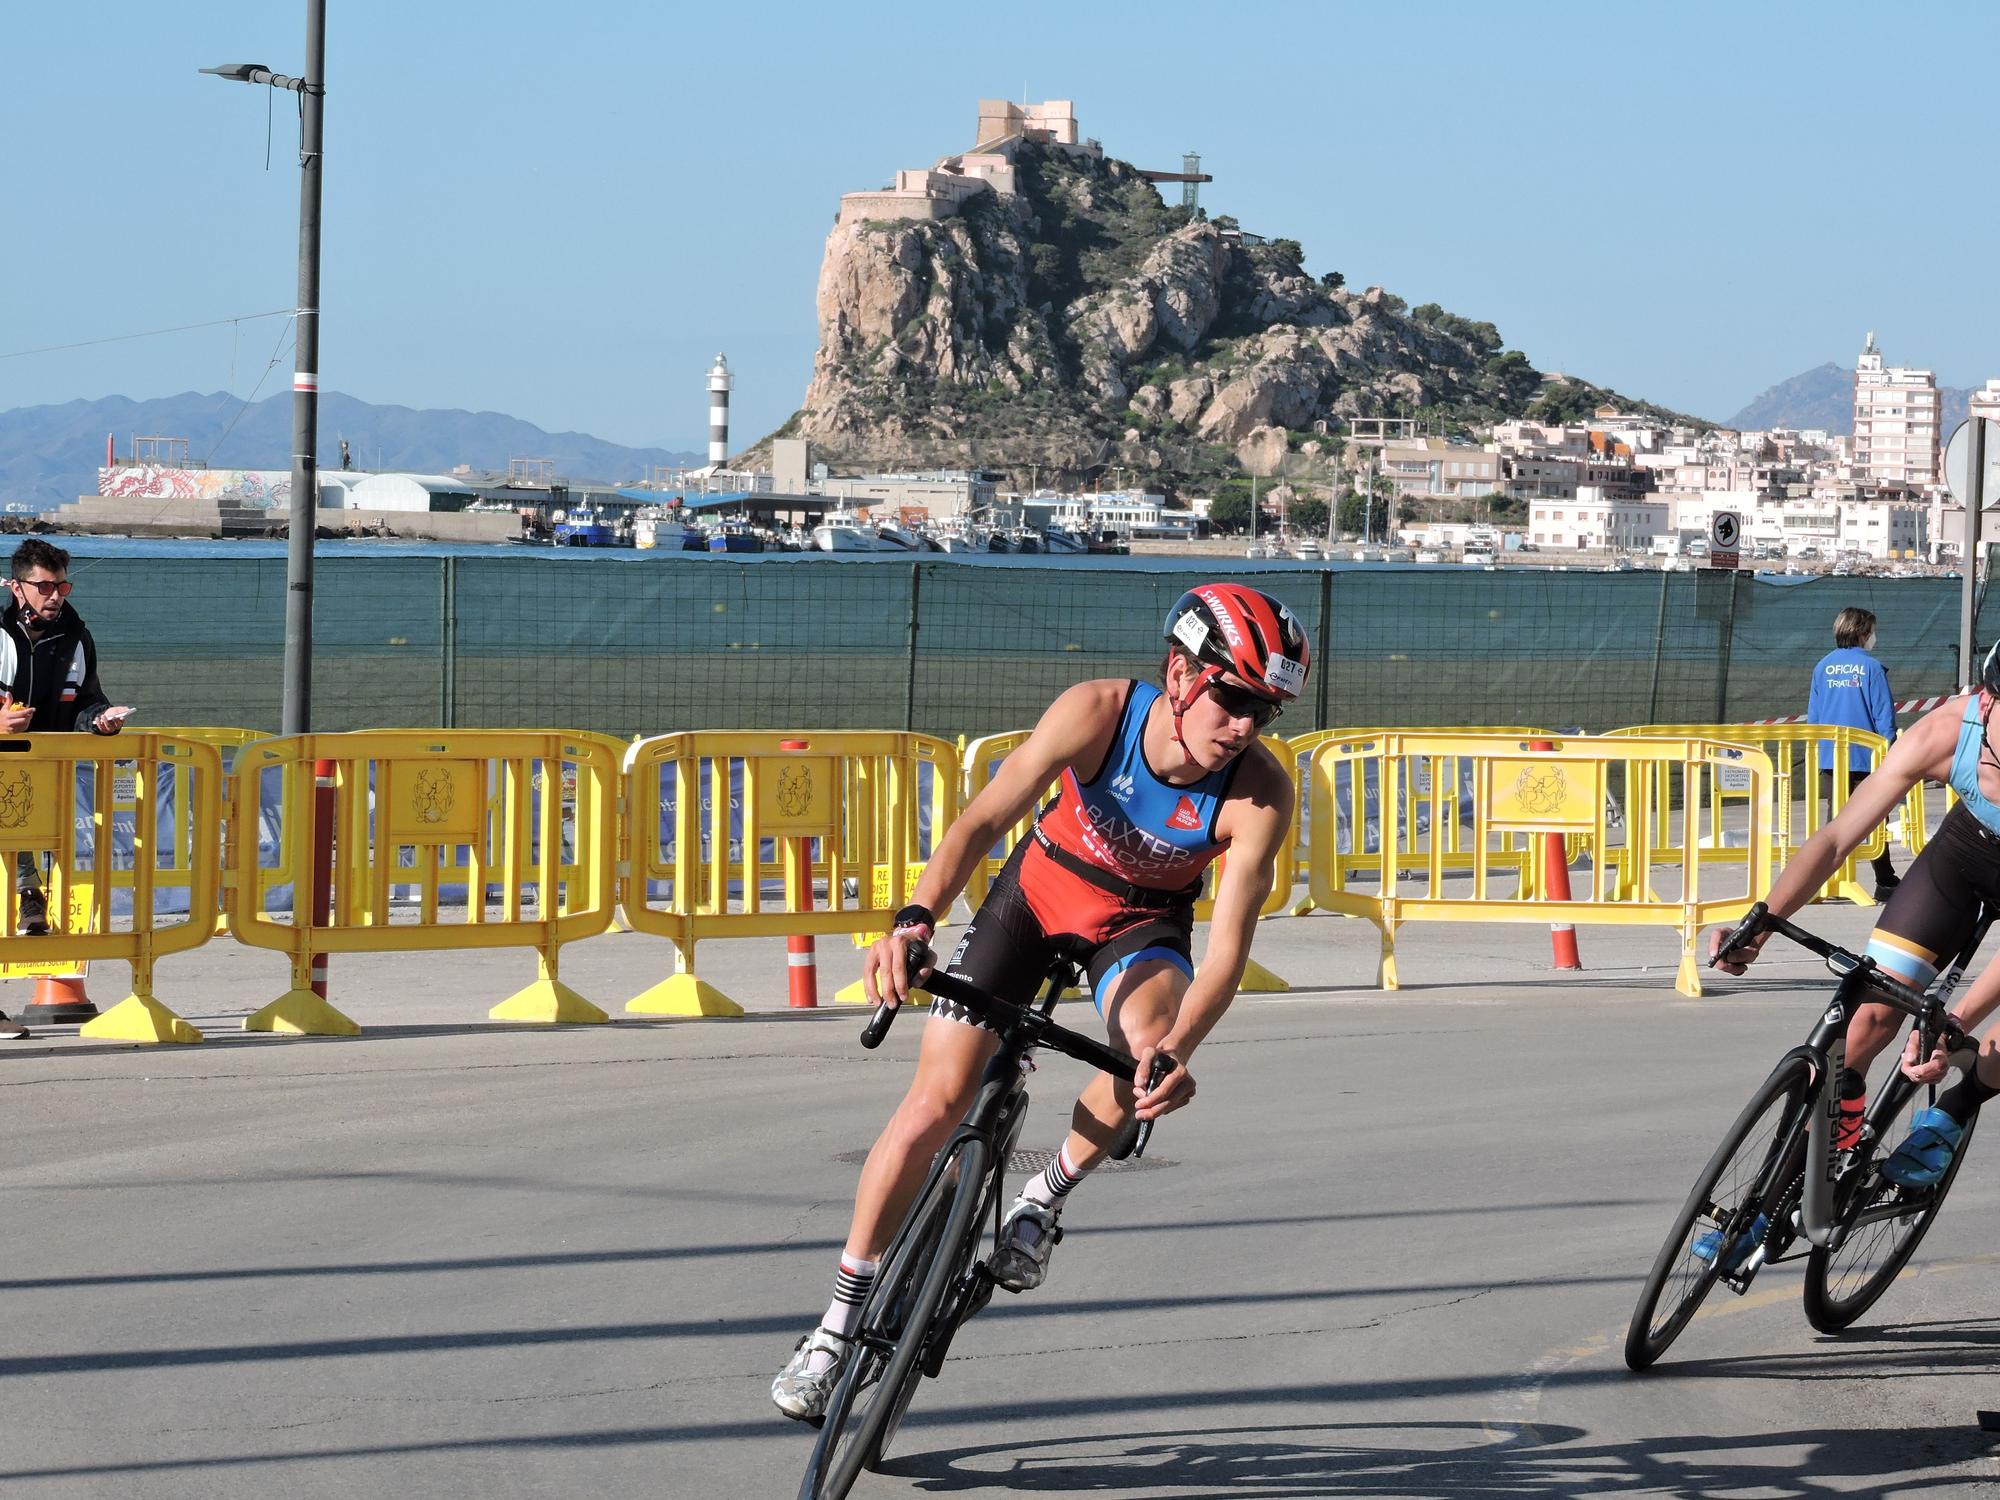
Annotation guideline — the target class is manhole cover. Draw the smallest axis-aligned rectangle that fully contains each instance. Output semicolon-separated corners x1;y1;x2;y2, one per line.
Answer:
833;1148;1174;1173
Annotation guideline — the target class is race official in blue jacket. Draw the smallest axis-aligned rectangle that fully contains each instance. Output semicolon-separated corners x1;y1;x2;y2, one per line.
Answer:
1808;606;1898;896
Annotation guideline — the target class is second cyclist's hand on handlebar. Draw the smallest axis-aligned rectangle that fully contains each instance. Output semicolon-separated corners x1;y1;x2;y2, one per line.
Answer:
1900;1029;1952;1085
863;930;934;1008
1900;1020;1972;1085
1132;1045;1194;1121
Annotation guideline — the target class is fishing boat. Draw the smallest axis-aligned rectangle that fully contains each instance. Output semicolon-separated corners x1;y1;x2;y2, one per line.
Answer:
552;505;625;547
633;506;693;551
707;519;764;553
873;522;929;552
813;506;878;552
1041;526;1089;555
929;519;989;553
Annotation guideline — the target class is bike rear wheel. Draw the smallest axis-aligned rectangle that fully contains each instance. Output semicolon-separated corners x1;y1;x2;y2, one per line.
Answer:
800;1136;991;1500
1625;1055;1814;1370
1802;1085;1979;1332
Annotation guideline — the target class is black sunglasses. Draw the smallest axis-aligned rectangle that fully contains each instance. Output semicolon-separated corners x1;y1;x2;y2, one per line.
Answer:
1205;676;1284;729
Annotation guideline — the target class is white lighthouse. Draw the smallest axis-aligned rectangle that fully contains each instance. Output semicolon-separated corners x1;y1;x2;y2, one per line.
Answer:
707;353;732;467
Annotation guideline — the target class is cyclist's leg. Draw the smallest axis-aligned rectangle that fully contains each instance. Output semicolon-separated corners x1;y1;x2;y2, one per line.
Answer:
844;1015;998;1259
1841;808;1988;1138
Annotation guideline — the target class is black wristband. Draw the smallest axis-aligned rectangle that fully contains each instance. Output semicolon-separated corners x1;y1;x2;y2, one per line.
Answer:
892;903;935;933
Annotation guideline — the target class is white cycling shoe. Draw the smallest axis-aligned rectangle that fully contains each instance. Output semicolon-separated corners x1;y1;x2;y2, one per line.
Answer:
987;1198;1062;1292
771;1326;851;1422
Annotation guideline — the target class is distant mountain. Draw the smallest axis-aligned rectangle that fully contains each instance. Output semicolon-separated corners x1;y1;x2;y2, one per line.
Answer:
0;391;703;511
1728;361;1973;436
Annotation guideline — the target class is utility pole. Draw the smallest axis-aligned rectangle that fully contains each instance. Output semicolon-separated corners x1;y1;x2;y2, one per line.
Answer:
201;0;326;735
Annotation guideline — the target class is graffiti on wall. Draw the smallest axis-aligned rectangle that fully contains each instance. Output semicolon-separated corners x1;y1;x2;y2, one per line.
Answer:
97;466;291;507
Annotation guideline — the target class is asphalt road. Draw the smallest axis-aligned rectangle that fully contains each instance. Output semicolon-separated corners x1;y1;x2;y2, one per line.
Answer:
3;908;1998;1498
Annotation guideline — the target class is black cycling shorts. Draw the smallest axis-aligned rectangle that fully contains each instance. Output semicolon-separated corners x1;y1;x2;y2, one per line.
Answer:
1865;802;2000;989
930;841;1196;1030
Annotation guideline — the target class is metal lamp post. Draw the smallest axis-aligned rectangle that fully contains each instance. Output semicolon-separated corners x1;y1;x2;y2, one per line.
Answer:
201;0;325;735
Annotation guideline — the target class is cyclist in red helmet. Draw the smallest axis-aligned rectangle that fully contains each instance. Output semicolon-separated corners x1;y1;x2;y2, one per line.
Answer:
773;582;1307;1422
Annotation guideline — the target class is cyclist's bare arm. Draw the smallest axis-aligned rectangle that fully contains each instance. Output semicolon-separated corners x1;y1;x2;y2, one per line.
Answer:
1135;744;1293;1119
1714;702;1961;973
862;680;1121;1005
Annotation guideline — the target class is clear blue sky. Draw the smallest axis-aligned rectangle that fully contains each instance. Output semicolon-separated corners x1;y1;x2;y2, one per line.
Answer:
4;1;1994;450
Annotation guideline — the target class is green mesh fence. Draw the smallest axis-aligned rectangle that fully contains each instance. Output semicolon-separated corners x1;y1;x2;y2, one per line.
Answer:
61;556;2000;739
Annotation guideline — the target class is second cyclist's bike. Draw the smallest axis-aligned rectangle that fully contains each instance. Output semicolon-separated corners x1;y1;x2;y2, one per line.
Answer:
1625;902;1985;1371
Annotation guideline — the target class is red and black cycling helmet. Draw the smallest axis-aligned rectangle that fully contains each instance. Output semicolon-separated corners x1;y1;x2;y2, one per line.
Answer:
1161;583;1310;757
1164;583;1311;699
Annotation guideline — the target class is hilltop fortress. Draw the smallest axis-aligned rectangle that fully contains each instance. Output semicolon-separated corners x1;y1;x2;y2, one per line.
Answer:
837;100;1206;227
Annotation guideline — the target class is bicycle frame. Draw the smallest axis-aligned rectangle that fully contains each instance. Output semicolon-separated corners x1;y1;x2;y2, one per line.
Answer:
851;961;1073;1367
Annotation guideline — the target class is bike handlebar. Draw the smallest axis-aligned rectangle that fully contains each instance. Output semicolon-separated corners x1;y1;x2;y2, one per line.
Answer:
1714;903;1973;1063
860;941;1167;1156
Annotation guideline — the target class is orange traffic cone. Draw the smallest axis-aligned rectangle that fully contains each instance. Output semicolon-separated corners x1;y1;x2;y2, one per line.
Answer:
23;972;97;1024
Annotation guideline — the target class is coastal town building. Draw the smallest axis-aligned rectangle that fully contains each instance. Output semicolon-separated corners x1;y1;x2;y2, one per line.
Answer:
1526;491;1668;551
1378;438;1501;500
1852;333;1942;487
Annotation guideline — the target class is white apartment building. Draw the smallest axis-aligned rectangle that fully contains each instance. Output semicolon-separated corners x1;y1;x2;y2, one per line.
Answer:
1853;333;1941;487
1836;500;1927;560
1527;490;1667;550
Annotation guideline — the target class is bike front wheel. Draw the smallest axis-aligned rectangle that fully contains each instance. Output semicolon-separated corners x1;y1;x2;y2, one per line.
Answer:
1802;1088;1978;1333
800;1135;991;1500
1625;1055;1814;1371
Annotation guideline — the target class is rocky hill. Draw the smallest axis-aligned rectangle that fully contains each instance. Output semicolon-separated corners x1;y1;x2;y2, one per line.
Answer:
763;142;1704;489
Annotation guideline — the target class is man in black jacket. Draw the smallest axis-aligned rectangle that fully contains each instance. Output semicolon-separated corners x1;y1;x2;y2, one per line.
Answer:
1;540;131;944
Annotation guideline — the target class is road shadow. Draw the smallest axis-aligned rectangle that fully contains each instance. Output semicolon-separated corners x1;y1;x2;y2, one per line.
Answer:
885;1416;1999;1497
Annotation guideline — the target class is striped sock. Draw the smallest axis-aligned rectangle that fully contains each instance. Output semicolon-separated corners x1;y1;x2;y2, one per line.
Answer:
1022;1144;1089;1214
808;1254;878;1377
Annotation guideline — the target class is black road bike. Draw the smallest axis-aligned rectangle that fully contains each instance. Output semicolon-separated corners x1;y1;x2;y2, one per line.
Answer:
798;948;1169;1500
1625;901;1987;1371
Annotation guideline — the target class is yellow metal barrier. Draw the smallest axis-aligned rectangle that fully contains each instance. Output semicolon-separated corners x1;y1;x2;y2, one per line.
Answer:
1287;727;1556;913
150;726;268;934
0;733;224;1043
621;732;958;1015
1307;733;1773;998
1603;723;1896;905
227;731;619;1031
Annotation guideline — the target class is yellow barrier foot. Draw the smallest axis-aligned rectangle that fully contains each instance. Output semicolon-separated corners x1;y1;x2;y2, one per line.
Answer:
1288;896;1317;918
626;974;744;1018
243;989;362;1036
80;995;204;1045
1676;953;1705;998
1376;930;1400;991
1234;958;1292;994
1833;880;1875;907
490;978;610;1024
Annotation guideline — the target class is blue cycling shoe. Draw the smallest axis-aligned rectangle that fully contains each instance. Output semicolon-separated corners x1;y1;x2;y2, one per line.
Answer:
1880;1108;1965;1188
1691;1212;1766;1272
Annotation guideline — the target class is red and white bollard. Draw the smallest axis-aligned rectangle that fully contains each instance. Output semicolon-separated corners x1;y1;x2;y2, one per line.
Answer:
1529;740;1583;971
311;757;336;999
780;740;818;1008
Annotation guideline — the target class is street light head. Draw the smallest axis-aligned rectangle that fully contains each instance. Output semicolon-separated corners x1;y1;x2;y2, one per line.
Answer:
199;62;271;82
